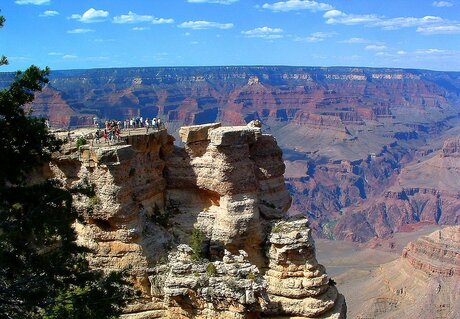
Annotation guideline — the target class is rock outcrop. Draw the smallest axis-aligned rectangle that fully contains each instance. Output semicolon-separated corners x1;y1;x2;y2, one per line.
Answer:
46;124;346;318
12;66;460;243
166;123;290;266
403;226;460;277
264;218;346;318
152;245;266;319
48;129;175;315
442;138;460;158
332;138;460;242
350;226;460;319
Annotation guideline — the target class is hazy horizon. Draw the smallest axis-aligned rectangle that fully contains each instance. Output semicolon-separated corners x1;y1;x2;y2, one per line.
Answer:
1;64;460;74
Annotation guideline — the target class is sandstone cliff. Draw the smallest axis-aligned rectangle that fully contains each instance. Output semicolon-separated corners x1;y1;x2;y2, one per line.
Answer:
10;65;460;243
46;124;346;318
403;226;460;277
350;226;460;319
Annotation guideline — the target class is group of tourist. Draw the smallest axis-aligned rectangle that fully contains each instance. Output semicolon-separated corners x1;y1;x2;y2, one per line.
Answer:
94;120;122;144
123;117;163;131
92;117;164;144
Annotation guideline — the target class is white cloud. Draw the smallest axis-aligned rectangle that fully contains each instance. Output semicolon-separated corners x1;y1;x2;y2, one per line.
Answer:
375;48;459;59
324;10;380;25
433;1;453;7
414;48;447;55
48;52;62;56
187;0;239;4
179;20;234;30
15;0;49;5
365;44;387;51
67;28;95;34
323;9;343;18
113;11;173;25
39;10;59;17
113;11;155;24
339;37;367;44
295;31;335;42
417;24;460;34
324;9;459;34
132;26;150;31
375;16;444;30
262;0;333;12
70;8;109;23
241;26;284;39
152;18;174;24
63;54;78;59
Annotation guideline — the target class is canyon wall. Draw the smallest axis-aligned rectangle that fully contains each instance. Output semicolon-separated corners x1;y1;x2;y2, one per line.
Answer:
0;66;456;133
351;226;460;319
7;65;460;242
46;124;346;318
333;137;460;242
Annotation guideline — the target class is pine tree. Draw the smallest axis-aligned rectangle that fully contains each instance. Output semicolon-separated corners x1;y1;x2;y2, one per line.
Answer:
0;15;132;318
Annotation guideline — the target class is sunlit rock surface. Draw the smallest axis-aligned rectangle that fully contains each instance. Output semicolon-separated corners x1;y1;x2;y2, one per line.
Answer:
47;124;346;318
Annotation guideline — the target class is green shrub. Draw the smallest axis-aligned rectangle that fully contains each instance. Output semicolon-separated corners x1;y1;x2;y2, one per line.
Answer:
76;136;87;149
206;263;216;277
190;228;206;261
246;272;256;281
271;224;285;234
151;203;182;228
88;195;101;208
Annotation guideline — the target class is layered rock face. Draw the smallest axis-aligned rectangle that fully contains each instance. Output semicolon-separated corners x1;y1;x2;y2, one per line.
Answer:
10;66;460;242
153;245;267;319
165;123;290;266
47;124;346;318
442;138;460;158
8;66;457;129
264;219;346;318
351;226;460;319
153;218;346;319
48;129;175;315
333;138;460;242
403;226;460;277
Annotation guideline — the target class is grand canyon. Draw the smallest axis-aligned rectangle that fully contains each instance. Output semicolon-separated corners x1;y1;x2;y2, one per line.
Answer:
1;66;458;241
1;66;459;318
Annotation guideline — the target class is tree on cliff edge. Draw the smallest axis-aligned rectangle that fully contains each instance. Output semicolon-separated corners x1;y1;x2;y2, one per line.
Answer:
0;15;131;318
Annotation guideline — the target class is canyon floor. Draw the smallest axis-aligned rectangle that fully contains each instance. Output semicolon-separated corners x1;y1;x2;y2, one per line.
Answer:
315;224;459;318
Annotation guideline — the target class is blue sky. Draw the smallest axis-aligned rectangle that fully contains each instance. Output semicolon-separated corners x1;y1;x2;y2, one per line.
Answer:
2;0;460;71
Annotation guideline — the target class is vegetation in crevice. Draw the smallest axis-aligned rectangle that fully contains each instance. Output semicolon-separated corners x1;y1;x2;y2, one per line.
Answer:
150;202;182;228
206;263;217;277
190;228;208;261
76;136;87;149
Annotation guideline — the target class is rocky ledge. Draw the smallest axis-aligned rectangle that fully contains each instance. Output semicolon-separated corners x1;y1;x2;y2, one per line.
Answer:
46;123;346;318
441;138;460;158
403;226;460;277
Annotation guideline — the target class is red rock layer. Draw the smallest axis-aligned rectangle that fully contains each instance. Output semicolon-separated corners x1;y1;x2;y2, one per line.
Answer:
403;226;460;277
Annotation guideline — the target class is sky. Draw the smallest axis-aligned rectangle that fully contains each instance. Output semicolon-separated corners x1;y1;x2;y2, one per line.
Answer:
1;0;460;71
